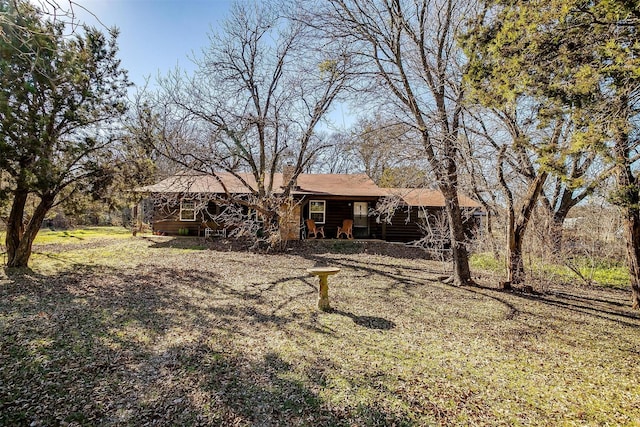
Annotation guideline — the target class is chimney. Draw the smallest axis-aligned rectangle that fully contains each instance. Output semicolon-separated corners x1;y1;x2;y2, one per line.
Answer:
282;163;297;189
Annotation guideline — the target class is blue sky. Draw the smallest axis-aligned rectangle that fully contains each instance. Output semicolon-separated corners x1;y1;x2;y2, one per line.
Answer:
72;0;233;88
64;0;352;128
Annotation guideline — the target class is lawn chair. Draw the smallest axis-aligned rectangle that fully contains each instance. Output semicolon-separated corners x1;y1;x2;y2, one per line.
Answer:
305;219;325;239
337;219;354;239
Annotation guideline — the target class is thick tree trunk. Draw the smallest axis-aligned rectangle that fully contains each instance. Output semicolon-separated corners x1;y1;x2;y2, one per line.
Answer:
5;189;28;267
6;194;55;268
616;149;640;309
440;183;473;286
611;108;640;309
623;205;640;309
506;219;525;286
547;201;574;254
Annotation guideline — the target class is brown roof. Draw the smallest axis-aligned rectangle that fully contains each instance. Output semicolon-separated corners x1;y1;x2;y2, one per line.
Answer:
384;188;481;208
136;172;387;197
137;172;255;194
294;174;385;197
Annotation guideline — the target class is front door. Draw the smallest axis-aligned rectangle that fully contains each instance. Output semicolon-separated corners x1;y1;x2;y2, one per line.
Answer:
353;202;369;238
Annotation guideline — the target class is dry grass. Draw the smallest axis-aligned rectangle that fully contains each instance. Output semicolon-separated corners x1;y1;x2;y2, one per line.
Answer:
1;234;639;426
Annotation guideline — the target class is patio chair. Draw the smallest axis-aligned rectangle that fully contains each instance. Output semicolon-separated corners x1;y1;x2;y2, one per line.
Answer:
337;219;354;239
306;219;325;238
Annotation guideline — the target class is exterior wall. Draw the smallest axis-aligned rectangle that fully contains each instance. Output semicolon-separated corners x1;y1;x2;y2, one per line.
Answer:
152;200;223;236
148;194;480;242
384;206;481;243
383;207;427;242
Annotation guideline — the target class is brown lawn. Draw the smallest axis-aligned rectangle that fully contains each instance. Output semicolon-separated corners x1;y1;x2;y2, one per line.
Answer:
1;235;639;426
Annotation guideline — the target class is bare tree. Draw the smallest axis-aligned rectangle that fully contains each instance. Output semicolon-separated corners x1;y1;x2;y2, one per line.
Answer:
309;132;360;174
314;0;483;285
458;124;501;257
346;115;426;184
143;1;349;247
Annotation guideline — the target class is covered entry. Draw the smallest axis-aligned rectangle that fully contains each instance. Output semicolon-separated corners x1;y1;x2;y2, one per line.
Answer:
301;199;379;239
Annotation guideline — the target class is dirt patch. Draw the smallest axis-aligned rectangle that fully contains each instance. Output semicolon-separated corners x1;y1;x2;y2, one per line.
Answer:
199;237;437;260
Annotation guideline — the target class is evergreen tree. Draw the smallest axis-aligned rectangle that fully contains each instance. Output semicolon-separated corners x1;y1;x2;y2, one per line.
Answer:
465;0;640;307
0;0;129;267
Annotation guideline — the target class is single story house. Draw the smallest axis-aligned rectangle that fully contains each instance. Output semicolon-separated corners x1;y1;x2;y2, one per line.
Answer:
135;171;482;242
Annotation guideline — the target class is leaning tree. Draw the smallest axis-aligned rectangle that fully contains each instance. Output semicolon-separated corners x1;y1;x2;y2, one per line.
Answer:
0;0;130;267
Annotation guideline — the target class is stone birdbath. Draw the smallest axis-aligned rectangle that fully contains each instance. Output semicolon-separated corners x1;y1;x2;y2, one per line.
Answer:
306;267;341;311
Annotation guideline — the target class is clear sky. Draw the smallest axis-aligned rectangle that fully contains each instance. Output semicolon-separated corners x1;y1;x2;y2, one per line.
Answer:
70;0;233;88
47;0;352;128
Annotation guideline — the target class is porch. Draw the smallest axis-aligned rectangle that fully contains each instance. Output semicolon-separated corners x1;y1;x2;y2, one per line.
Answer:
300;198;382;240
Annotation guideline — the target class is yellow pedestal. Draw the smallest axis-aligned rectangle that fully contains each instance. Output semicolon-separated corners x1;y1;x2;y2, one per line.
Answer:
306;267;341;311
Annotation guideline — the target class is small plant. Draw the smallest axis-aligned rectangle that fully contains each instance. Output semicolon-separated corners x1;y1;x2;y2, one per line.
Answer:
471;252;506;274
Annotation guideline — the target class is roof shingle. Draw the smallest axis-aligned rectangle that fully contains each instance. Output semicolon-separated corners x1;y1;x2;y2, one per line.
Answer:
384;188;481;208
136;172;387;197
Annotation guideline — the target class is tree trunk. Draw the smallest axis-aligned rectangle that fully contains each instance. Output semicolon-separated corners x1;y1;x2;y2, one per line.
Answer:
6;194;55;268
507;171;548;286
506;216;524;286
623;205;640;309
440;183;473;286
546;196;576;254
615;147;640;309
5;189;28;267
612;107;640;309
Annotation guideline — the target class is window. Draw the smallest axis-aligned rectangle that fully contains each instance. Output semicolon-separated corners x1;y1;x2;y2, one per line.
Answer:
309;200;326;224
180;199;196;221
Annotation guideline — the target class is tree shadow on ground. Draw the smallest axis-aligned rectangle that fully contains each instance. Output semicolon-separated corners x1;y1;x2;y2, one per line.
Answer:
459;280;640;328
0;266;416;426
89;234;640;327
142;235;210;250
304;252;446;298
145;235;438;261
305;248;640;329
508;288;640;326
330;309;396;330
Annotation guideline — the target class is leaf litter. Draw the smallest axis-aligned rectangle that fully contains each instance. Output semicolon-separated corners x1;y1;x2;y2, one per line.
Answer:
0;235;639;426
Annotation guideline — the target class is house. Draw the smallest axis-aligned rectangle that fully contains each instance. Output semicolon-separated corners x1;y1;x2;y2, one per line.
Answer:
135;171;482;242
136;171;387;239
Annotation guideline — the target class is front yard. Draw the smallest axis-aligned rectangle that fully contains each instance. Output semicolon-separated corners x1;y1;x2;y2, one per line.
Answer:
1;232;639;425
